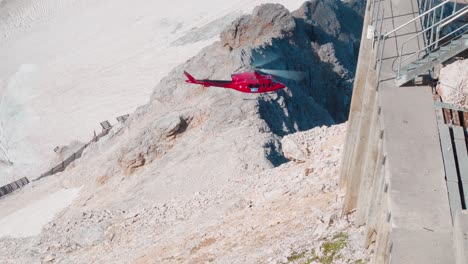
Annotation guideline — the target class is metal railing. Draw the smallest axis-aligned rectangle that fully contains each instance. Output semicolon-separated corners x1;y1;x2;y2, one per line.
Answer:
35;115;129;181
35;127;112;181
373;0;465;86
397;6;468;77
435;5;468;47
419;0;460;45
371;0;385;32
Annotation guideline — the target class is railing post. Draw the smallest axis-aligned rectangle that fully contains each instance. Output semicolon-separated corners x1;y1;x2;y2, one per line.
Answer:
377;35;386;90
372;0;379;29
375;4;385;70
374;0;381;32
430;9;437;50
425;0;432;31
423;0;429;25
435;26;441;49
398;45;404;79
440;4;445;25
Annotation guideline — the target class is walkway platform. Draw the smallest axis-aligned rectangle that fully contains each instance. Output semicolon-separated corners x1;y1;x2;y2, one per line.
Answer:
341;0;467;263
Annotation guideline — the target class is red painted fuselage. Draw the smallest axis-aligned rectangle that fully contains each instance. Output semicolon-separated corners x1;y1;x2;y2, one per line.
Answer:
184;71;285;93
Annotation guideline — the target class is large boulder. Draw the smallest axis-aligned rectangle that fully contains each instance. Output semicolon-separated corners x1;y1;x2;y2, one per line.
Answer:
438;59;468;108
281;124;346;163
281;136;309;162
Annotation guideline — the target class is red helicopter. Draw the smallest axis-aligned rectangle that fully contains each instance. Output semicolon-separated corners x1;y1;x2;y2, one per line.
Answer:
183;71;286;93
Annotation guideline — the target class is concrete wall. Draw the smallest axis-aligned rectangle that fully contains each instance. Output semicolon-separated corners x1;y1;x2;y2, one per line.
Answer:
454;210;468;264
341;0;462;263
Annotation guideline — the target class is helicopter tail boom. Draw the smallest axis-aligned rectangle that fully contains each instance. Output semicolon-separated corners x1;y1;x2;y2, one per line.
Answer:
184;71;197;83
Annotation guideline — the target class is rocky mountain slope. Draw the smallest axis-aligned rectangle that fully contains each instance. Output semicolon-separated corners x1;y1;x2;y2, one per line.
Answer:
0;1;368;263
0;123;371;264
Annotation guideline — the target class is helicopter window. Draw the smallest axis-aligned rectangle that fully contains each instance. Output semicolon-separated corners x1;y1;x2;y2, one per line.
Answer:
255;84;260;88
248;84;253;88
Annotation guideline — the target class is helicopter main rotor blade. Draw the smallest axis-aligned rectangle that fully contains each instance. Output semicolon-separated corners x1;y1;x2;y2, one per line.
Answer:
257;69;306;81
251;53;281;68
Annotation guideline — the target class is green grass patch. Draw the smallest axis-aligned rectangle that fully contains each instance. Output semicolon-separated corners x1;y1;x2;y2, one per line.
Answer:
287;251;306;262
316;232;348;264
286;232;364;264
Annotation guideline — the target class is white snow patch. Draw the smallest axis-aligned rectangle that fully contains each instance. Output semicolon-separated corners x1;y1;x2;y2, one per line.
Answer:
0;187;80;238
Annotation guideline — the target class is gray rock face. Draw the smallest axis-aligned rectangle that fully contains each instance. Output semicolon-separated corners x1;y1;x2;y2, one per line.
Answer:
221;4;296;50
117;112;190;175
281;0;362;122
157;1;361;127
121;1;363;175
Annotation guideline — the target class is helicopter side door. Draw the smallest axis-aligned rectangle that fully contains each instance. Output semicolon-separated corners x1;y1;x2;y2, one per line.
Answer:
248;83;260;93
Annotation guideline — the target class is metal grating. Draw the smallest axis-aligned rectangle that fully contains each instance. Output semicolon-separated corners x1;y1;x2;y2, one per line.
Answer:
0;177;29;199
116;114;130;123
434;100;468;223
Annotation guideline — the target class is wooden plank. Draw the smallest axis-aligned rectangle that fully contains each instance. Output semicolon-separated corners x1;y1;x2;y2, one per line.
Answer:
447;181;463;221
443;108;452;124
453;126;468;207
453;126;467;175
453;126;465;141
464;112;468;129
435;107;445;124
464;183;468;208
439;124;459;183
453;110;460;126
434;101;468;112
